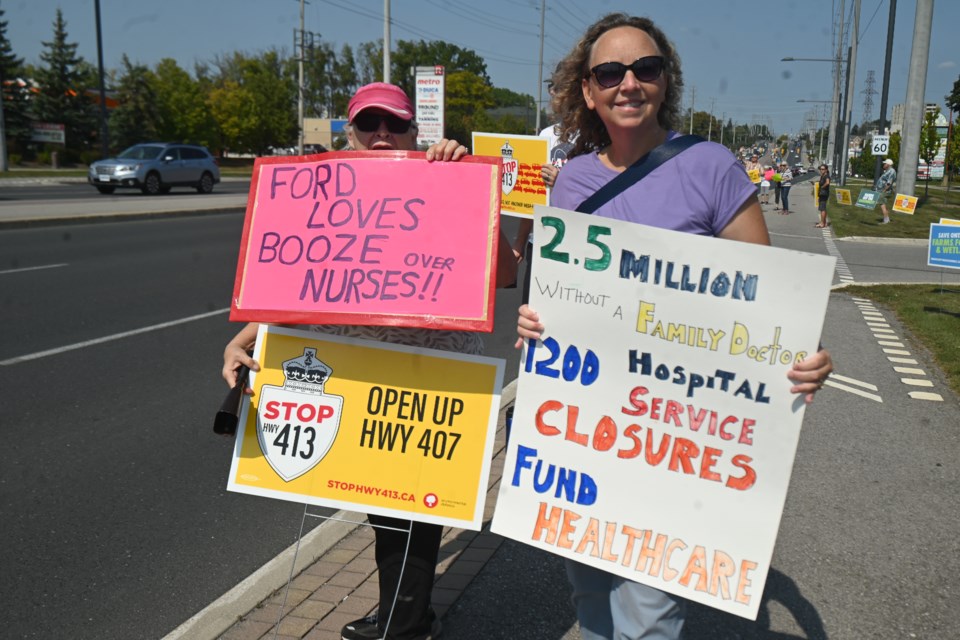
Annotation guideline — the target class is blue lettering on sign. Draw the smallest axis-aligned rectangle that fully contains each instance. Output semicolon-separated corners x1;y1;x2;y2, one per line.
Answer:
511;444;597;505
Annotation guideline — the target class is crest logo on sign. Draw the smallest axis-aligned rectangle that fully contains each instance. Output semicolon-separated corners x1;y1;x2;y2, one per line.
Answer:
501;141;518;195
256;348;344;481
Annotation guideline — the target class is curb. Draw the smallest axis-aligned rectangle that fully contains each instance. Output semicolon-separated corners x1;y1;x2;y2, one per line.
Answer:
165;379;519;640
162;513;362;640
0;207;246;229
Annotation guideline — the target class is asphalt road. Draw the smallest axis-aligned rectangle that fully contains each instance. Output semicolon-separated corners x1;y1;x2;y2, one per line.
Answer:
0;208;523;639
0;179;251;202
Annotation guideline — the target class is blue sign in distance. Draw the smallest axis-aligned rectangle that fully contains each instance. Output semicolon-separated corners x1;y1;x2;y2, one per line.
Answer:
927;223;960;270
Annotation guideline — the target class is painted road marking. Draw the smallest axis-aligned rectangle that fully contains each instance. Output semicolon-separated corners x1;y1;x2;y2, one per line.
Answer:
0;308;230;365
909;391;944;401
0;263;69;275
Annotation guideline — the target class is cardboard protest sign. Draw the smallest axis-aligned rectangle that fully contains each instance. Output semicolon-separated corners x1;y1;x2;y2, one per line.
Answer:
491;206;836;619
928;223;960;270
746;168;761;184
472;132;549;218
892;193;918;215
856;189;880;209
231;151;501;331
834;188;852;205
228;325;504;530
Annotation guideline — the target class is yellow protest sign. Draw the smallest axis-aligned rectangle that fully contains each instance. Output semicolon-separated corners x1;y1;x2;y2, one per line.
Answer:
472;132;549;217
746;168;761;184
227;325;504;530
892;193;918;215
834;188;852;205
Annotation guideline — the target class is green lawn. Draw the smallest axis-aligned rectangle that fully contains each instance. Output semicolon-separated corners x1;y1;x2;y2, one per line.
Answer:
826;178;960;239
839;283;960;395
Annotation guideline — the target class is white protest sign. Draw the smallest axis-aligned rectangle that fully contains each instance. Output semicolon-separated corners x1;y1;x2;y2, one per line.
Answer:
491;206;836;620
871;135;889;156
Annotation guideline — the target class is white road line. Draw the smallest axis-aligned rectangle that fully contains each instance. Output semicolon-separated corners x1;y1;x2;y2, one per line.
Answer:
908;391;944;401
888;356;919;364
823;379;883;402
827;373;878;391
902;378;935;387
878;341;905;347
894;367;925;375
0;263;69;275
0;308;230;365
882;348;911;355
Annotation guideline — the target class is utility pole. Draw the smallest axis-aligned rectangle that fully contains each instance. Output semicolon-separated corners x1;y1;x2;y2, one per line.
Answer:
873;0;897;180
297;0;305;155
383;0;391;83
688;86;695;134
94;0;109;157
707;98;716;141
898;0;935;197
825;0;845;172
535;0;545;133
719;111;726;146
839;0;860;186
0;90;7;172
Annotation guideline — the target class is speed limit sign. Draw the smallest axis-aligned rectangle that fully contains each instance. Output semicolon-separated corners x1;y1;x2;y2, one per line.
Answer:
872;135;890;155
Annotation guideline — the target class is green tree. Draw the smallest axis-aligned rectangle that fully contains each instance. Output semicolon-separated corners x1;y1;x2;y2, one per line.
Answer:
32;9;97;158
919;108;940;196
208;51;296;155
390;40;489;99
945;75;960;113
851;138;875;179
109;55;160;150
356;41;382;86
330;44;359;118
153;58;219;149
0;3;31;154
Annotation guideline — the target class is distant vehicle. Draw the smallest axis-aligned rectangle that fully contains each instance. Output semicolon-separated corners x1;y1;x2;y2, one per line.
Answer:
793;164;806;175
88;143;221;195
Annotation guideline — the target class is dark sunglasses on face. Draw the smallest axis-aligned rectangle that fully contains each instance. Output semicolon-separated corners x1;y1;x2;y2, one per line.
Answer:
352;111;412;134
589;55;665;88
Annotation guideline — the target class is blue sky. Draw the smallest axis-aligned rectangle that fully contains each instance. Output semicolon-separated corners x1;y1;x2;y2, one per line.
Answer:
4;0;958;136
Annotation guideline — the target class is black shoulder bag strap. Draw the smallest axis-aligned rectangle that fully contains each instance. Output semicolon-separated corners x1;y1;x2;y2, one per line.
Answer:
575;134;705;214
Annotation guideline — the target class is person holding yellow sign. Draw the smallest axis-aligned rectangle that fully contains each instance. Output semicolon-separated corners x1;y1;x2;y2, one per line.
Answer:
516;13;833;640
223;82;516;640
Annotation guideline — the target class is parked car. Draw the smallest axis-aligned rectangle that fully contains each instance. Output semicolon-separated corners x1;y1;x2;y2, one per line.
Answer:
88;143;221;195
793;164;806;175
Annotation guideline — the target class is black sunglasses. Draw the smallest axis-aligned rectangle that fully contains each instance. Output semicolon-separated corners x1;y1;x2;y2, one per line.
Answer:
352;111;412;134
589;56;665;89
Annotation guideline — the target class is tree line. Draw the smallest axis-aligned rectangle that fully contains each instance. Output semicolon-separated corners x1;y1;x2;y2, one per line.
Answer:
1;5;796;167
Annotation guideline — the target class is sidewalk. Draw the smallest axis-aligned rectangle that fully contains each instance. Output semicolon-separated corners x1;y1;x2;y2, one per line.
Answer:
161;382;582;640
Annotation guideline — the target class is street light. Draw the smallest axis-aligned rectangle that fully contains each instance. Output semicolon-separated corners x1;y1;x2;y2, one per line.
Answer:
783;54;846;182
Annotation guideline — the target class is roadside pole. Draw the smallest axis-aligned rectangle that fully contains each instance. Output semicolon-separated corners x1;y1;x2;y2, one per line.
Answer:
898;0;935;197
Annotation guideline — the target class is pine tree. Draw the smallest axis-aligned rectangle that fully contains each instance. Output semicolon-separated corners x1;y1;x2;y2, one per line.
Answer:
110;55;160;149
0;3;31;152
32;8;96;158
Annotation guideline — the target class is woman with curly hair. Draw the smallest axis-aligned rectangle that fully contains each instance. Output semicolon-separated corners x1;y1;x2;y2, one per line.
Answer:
517;13;833;640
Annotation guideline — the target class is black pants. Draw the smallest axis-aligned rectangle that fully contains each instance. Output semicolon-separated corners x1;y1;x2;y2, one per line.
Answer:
774;182;782;205
367;513;442;639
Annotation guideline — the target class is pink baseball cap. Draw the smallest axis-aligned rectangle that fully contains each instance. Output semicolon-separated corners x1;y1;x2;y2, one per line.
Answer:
348;83;414;122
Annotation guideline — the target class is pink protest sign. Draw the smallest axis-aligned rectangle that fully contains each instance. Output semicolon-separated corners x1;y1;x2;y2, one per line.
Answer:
231;150;502;331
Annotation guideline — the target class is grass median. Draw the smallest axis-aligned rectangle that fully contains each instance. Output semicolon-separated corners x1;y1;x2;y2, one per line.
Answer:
838;283;960;395
824;177;960;239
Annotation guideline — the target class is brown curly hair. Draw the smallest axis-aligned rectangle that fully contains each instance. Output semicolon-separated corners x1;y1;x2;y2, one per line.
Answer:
551;13;684;157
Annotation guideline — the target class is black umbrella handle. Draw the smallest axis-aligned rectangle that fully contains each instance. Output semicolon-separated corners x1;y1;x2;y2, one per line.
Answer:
213;363;251;437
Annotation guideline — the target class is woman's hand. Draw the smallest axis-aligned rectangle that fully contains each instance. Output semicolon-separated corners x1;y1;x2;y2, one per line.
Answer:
222;323;261;394
541;163;560;188
787;348;834;404
515;304;544;349
425;138;468;162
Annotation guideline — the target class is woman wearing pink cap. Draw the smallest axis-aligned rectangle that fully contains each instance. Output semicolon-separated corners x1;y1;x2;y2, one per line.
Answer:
223;82;516;640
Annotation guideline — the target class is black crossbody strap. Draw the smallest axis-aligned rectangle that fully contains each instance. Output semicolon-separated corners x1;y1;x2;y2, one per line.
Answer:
575;134;705;214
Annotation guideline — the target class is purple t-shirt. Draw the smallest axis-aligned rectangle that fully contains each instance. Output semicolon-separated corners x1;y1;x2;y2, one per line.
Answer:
551;132;756;237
